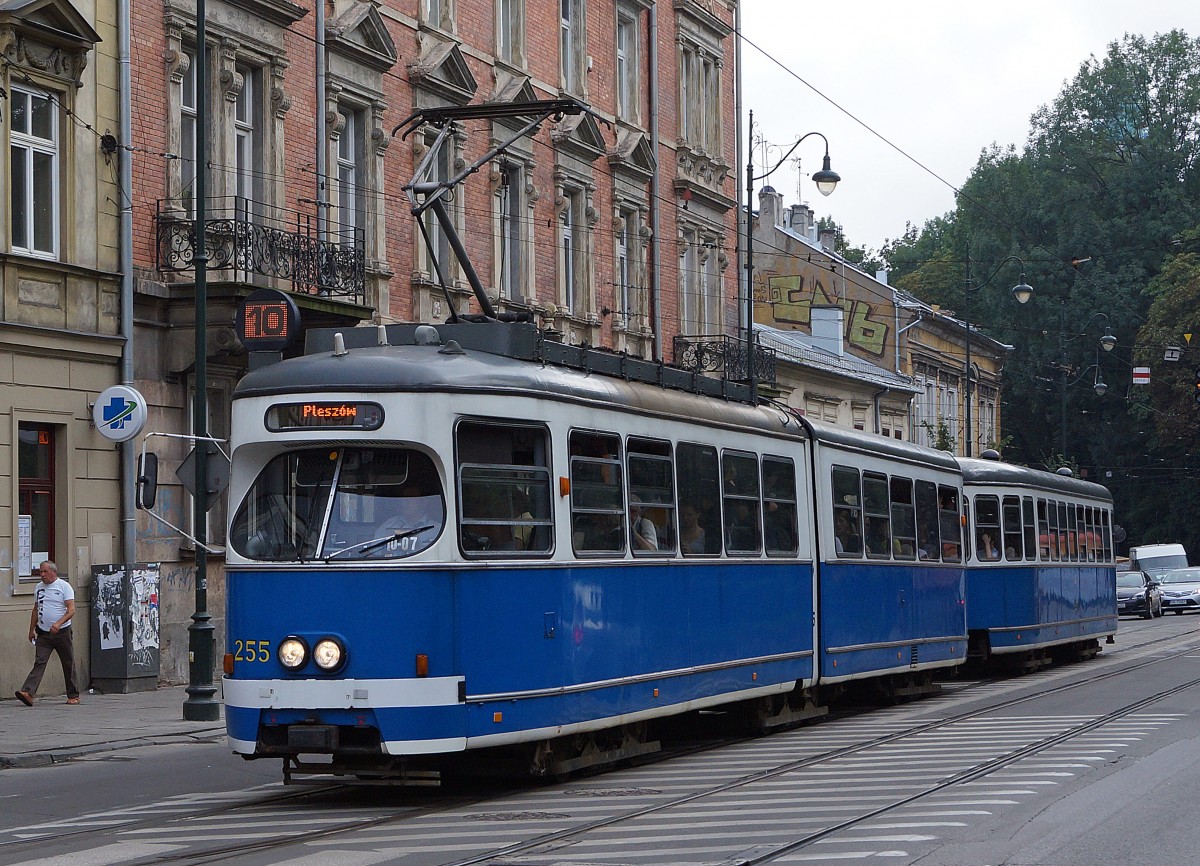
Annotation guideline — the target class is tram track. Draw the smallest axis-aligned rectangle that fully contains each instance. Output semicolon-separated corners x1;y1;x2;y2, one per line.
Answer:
4;622;1191;865
90;627;1200;865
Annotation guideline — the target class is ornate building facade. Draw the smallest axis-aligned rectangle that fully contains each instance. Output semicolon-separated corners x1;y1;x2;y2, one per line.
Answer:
127;0;742;679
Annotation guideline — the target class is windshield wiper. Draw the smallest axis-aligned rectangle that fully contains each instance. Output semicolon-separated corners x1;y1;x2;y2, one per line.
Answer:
323;526;434;562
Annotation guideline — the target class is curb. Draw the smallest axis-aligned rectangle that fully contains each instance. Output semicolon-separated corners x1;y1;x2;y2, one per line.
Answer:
0;726;227;770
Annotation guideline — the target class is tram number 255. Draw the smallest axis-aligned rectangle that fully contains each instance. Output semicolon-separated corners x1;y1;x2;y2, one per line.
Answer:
233;639;271;662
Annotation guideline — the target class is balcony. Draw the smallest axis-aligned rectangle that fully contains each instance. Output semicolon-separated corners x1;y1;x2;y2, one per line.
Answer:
155;198;366;305
673;334;777;386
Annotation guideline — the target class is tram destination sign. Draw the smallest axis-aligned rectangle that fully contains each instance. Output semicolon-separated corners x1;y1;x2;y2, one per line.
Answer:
267;401;384;431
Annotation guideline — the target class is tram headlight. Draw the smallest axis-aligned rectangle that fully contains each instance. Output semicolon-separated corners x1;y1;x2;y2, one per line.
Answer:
278;636;309;670
313;637;346;671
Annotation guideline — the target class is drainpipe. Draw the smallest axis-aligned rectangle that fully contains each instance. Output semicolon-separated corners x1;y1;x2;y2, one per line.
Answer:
118;0;134;562
316;0;327;241
648;1;661;359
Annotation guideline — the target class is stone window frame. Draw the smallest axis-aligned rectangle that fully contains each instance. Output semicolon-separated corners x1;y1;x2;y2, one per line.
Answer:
491;154;536;305
10;411;74;596
422;0;455;34
612;202;649;335
677;221;725;336
411;123;468;292
0;5;95;264
325;83;388;268
615;2;642;125
164;9;294;219
495;0;525;69
8;84;60;260
560;0;587;96
674;2;728;158
553;168;597;318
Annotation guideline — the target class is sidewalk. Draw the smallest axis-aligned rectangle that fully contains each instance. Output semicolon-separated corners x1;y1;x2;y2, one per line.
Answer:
0;685;226;769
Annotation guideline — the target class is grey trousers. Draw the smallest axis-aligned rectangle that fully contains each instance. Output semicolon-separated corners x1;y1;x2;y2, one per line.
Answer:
22;626;79;699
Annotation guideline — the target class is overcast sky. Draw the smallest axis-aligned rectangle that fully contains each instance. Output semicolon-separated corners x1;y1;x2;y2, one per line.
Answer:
740;1;1200;254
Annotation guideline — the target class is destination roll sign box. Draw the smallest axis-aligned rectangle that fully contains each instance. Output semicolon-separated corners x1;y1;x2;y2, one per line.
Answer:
267;401;384;431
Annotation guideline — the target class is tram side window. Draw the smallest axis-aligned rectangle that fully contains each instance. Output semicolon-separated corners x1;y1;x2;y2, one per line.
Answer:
457;421;553;555
1080;506;1092;562
862;472;891;559
938;486;962;562
1002;495;1023;560
1057;501;1070;560
1043;499;1059;561
569;431;624;555
627;438;675;555
763;457;799;556
831;466;863;557
677;443;722;555
723;451;762;555
974;495;1001;561
915;479;940;561
1102;510;1113;561
1022;497;1037;561
890;477;916;560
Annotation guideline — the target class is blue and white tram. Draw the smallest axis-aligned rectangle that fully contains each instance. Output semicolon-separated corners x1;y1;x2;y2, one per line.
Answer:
957;454;1117;668
220;323;966;780
812;425;968;697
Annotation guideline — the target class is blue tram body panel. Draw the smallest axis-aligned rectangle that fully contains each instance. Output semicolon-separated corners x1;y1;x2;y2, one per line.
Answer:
818;562;967;680
224;560;816;752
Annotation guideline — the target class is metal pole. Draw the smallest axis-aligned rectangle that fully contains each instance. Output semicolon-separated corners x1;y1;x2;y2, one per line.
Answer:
1060;300;1067;461
963;251;972;457
745;110;756;404
184;0;219;722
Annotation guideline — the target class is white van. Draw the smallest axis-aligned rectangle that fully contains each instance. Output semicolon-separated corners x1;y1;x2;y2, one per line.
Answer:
1129;543;1189;578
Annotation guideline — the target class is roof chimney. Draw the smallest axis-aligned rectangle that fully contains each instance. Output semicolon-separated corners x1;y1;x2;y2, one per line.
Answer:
818;226;837;251
876;269;889;285
810;304;844;357
758;185;784;228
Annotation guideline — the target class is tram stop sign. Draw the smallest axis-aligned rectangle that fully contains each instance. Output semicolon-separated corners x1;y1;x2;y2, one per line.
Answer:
176;443;230;505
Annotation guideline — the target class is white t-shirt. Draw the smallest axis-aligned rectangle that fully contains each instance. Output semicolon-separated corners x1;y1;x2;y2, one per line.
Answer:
35;578;74;631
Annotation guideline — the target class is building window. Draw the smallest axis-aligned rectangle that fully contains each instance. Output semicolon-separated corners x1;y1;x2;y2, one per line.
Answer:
335;106;365;241
9;85;59;258
679;43;720;154
180;52;198;218
17;422;57;582
616;213;631;326
561;189;580;310
234;65;259;202
497;0;524;66
497;162;523;300
616;9;639;123
423;0;451;29
560;0;585;93
421;131;453;282
681;229;720;334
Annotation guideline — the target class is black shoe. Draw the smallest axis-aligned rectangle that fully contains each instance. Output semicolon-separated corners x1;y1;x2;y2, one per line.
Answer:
15;690;33;707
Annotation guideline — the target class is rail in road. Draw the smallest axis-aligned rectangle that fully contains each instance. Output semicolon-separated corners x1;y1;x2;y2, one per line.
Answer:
3;618;1198;865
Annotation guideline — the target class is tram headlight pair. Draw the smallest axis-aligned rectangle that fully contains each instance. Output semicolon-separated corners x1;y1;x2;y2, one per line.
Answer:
278;635;346;673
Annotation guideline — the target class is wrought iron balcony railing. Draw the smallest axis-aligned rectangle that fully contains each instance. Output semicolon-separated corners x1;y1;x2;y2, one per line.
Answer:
155;197;366;304
673;333;777;385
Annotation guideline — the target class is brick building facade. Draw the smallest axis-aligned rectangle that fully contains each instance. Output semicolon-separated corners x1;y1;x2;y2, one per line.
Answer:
124;0;742;680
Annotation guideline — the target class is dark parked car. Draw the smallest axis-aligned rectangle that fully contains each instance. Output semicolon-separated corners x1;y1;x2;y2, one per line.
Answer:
1158;567;1200;614
1117;570;1163;618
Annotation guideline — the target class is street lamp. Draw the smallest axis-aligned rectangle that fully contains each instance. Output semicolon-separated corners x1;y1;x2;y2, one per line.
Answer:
744;111;840;402
963;253;1031;457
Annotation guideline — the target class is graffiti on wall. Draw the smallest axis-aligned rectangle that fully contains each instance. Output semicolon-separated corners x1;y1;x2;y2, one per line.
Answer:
759;267;891;358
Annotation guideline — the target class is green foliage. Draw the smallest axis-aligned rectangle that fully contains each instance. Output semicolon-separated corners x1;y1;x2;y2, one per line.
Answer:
920;420;956;452
888;30;1200;556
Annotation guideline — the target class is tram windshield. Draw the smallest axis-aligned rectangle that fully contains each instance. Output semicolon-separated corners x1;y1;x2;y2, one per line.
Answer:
230;447;444;562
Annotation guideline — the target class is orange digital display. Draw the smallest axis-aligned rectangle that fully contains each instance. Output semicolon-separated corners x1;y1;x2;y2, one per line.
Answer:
267;402;383;431
235;289;300;352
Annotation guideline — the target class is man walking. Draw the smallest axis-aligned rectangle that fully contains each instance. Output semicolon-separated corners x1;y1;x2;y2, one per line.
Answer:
15;560;80;706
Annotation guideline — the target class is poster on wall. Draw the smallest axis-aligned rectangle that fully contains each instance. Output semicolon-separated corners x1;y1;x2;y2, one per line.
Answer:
129;567;160;657
95;571;125;650
17;515;31;579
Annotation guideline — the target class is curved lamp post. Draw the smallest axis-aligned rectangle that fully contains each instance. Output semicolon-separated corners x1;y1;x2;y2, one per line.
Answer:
963;253;1031;457
744;112;840;403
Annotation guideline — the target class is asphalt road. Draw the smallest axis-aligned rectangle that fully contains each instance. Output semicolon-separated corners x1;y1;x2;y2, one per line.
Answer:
3;613;1199;866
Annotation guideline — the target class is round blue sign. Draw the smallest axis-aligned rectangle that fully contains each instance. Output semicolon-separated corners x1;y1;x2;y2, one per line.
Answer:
93;385;148;442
